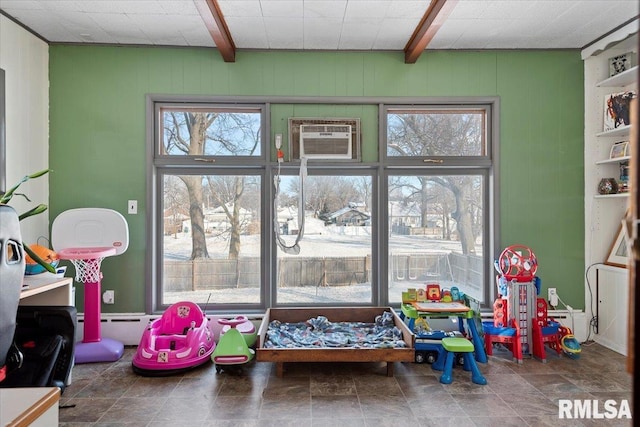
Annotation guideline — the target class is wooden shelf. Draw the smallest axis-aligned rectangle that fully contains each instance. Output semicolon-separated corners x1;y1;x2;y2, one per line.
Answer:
596;125;632;138
596;156;631;165
596;66;639;87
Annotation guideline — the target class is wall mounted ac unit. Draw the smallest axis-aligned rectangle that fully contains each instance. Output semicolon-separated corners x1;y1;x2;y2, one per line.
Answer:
299;124;352;159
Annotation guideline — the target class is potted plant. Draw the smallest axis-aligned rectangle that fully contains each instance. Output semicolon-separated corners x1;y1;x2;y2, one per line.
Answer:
0;169;56;273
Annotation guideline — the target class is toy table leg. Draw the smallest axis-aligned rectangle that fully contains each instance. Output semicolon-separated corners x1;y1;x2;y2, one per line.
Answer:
399;312;416;331
465;317;487;364
75;280;123;364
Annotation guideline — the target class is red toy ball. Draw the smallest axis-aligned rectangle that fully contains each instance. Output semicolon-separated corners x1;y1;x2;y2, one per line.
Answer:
498;245;538;282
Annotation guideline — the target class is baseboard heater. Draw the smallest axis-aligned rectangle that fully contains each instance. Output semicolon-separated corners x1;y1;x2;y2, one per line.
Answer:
77;309;587;346
75;313;264;345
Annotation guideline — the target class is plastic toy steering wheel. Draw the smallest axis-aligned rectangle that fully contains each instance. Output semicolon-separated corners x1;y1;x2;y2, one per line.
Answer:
217;316;248;328
498;244;537;281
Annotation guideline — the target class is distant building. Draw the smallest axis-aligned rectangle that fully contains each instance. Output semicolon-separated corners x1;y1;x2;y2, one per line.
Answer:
163;207;189;235
321;206;371;226
203;203;253;232
388;200;450;236
177;203;254;234
388;201;421;228
276;206;300;235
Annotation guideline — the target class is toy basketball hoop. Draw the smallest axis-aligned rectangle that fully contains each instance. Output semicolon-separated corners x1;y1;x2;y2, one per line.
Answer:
58;247;117;284
52;208;129;364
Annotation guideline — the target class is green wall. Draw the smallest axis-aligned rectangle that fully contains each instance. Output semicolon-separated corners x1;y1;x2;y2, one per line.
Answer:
48;46;584;313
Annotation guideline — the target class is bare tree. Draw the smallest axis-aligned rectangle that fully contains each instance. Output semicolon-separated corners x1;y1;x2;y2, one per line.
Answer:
163;176;189;238
163;110;260;259
205;175;258;260
287;176;364;217
354;176;372;212
387;112;483;254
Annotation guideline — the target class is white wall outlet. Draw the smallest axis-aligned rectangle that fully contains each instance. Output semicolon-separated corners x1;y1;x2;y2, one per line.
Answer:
128;200;137;214
548;288;558;307
103;290;115;304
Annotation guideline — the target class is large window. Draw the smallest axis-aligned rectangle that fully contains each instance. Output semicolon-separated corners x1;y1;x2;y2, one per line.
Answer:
153;103;266;311
275;174;373;305
387;173;486;303
160;106;262;157
386;108;487;158
149;98;496;312
384;107;493;303
161;172;262;306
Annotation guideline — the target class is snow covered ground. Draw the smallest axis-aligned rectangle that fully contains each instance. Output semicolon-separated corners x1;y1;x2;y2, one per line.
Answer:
163;217;481;305
163;280;463;306
164;216;467;259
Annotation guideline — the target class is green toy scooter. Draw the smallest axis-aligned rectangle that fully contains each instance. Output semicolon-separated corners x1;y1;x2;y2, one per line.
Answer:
211;316;255;373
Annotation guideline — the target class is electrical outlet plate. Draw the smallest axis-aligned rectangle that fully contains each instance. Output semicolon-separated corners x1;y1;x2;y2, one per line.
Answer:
103;290;115;304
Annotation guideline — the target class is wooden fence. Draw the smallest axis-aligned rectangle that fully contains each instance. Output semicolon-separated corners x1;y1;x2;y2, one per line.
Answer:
164;256;370;291
448;252;484;297
163;252;483;293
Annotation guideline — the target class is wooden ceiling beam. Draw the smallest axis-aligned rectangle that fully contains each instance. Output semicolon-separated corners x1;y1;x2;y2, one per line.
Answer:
194;0;236;62
404;0;458;64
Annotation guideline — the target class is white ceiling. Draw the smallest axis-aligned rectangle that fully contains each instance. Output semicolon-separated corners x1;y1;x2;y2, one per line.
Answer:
0;0;638;52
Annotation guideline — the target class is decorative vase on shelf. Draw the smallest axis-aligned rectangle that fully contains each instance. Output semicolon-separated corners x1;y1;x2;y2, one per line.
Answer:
597;178;619;195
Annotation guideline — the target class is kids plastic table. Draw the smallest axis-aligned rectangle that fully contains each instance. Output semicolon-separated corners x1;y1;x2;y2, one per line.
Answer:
400;301;487;364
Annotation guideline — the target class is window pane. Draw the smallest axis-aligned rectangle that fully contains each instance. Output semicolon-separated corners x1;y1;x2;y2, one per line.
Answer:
276;174;372;304
160;108;262;156
161;173;261;305
388;174;484;303
387;110;485;157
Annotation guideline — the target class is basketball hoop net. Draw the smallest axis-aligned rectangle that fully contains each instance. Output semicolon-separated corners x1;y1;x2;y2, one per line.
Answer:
57;247;116;284
69;257;105;283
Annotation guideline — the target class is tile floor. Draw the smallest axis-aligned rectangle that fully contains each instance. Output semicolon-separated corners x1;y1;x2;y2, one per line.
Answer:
58;342;633;426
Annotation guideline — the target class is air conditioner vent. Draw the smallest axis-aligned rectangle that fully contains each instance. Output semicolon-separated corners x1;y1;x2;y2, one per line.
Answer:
300;124;352;159
289;118;361;161
301;124;351;134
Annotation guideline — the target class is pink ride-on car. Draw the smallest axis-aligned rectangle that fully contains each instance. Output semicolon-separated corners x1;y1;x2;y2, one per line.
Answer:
132;301;215;376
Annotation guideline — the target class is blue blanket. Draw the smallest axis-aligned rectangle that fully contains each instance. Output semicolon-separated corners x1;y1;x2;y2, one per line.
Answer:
264;311;408;349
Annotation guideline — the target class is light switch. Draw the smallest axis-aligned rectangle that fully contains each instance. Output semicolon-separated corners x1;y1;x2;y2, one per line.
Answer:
128;200;137;214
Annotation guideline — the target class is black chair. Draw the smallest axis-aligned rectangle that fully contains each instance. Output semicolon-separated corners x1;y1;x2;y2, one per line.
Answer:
1;306;77;391
0;205;77;392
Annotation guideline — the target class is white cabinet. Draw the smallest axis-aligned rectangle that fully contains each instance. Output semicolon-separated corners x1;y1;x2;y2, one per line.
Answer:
595;265;629;355
583;33;637;354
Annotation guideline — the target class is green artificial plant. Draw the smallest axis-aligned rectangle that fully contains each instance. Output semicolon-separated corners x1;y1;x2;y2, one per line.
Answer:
0;169;56;273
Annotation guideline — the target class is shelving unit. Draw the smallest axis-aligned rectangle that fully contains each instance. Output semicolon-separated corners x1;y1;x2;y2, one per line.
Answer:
596;125;632;138
594;193;629;199
595;155;631;165
583;33;637;355
596;66;638;87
